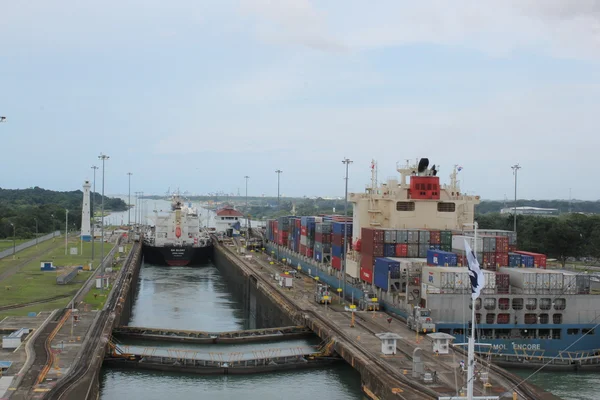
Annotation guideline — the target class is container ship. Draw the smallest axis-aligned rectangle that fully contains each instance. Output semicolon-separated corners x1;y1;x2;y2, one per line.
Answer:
263;158;600;364
142;194;213;266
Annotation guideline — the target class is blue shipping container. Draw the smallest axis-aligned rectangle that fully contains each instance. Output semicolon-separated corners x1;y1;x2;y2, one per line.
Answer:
374;257;398;291
314;250;323;262
508;253;521;267
521;254;534;268
426;249;458;266
429;244;441;250
332;222;353;236
384;244;396;257
331;245;343;258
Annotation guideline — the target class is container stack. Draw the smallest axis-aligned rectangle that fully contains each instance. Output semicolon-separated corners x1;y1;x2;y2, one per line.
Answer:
481;236;497;270
495;272;509;294
422;266;498;294
300;216;316;258
451;235;483;266
515;251;547;269
277;216;290;247
360;228;384;283
331;221;352;271
314;222;332;264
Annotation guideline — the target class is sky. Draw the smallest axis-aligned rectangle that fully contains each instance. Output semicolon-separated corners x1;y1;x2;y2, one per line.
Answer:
1;0;600;200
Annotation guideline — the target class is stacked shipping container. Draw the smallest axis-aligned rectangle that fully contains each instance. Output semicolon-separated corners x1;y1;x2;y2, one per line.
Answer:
314;222;332;264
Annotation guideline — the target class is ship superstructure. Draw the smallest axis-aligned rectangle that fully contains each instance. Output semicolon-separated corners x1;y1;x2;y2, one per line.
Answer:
142;194;212;266
264;158;600;362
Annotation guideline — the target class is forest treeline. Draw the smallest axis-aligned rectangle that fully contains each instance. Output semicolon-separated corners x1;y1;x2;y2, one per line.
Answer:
0;187;127;239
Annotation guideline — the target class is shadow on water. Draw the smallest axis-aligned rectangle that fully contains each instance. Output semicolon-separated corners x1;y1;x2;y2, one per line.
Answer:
100;261;366;399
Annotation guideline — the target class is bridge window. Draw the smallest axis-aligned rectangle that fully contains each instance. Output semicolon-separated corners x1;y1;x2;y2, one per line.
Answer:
498;298;509;310
483;298;496;310
539;298;552;310
583;329;595;335
469;298;482;310
396;202;415;211
524;314;537;324
553;314;562;324
553;329;562;340
497;313;510;324
538;314;549;324
567;329;579;335
486;313;495;324
525;298;537;310
437;202;456;212
512;298;523;311
553;298;566;310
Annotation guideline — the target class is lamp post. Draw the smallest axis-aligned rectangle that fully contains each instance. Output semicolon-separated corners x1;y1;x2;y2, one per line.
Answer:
10;223;15;259
244;176;249;228
462;222;478;400
98;153;109;271
511;164;521;233
275;170;282;261
34;218;38;247
65;209;69;255
127;172;133;227
91;165;98;264
342;158;353;302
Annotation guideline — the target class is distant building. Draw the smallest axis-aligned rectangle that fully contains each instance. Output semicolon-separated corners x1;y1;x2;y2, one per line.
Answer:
500;206;559;216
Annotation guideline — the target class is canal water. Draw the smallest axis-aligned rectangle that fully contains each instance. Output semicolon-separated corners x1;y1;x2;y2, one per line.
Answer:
98;262;366;400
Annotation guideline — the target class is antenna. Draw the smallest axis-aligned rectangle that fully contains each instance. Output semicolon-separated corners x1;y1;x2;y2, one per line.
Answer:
569;188;572;213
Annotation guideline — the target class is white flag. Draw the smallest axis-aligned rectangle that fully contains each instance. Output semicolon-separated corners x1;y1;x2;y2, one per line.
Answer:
464;239;484;300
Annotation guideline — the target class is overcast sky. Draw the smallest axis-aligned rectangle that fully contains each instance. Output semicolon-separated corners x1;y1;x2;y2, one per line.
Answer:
1;1;599;200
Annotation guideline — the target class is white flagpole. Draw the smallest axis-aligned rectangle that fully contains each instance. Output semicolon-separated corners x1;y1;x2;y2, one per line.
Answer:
467;222;478;400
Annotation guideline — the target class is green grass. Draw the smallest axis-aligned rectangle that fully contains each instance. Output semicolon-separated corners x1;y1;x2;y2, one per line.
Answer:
83;286;112;310
0;298;70;318
0;239;30;252
0;239;114;308
0;238;65;276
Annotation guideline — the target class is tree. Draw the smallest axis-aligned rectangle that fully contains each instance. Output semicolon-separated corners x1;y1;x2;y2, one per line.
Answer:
544;219;584;267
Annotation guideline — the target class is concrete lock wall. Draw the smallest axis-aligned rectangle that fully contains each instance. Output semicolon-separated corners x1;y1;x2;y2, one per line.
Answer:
213;247;294;329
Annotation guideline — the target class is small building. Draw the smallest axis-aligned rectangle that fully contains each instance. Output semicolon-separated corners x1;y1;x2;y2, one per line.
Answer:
375;332;402;355
427;332;455;355
40;261;55;271
2;328;29;349
278;273;293;289
215;205;244;237
500;206;558;216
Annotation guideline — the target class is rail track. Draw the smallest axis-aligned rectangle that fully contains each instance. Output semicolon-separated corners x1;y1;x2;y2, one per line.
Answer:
42;238;137;400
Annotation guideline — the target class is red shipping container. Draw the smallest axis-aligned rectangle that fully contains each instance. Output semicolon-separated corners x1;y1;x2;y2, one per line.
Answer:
483;252;496;266
296;219;301;228
495;237;509;253
395;243;408;257
495;273;509;289
496;252;509;267
429;230;441;245
457;254;465;266
361;228;384;244
306;249;313;259
508;244;517;253
360;254;374;271
299;244;307;256
360;266;373;284
315;232;323;243
332;256;342;270
301;226;307;236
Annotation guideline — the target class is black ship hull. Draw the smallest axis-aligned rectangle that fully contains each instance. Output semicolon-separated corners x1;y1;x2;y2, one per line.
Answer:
142;244;213;266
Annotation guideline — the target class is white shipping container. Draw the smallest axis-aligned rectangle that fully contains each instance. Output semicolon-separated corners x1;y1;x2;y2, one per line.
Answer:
388;258;426;275
498;267;538;290
547;271;564;290
422;266;469;290
483;271;496;289
452;235;483;252
535;273;551;290
346;259;360;279
562;272;578;294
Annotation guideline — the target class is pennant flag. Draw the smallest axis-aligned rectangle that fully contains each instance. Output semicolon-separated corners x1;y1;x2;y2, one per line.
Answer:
464;239;484;300
232;221;241;231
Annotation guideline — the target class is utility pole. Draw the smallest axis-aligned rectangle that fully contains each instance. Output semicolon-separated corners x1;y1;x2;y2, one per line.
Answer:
463;222;478;400
342;158;353;302
511;164;521;233
569;188;572;213
34;218;38;247
91;165;98;264
127;172;133;227
244;176;249;228
65;209;69;255
99;153;109;271
275;170;282;262
140;191;144;226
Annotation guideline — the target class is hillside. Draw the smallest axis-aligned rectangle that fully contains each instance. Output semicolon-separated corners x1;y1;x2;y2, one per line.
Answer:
0;186;127;239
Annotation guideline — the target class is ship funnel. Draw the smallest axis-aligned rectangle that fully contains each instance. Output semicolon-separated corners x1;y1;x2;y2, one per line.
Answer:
417;158;429;174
